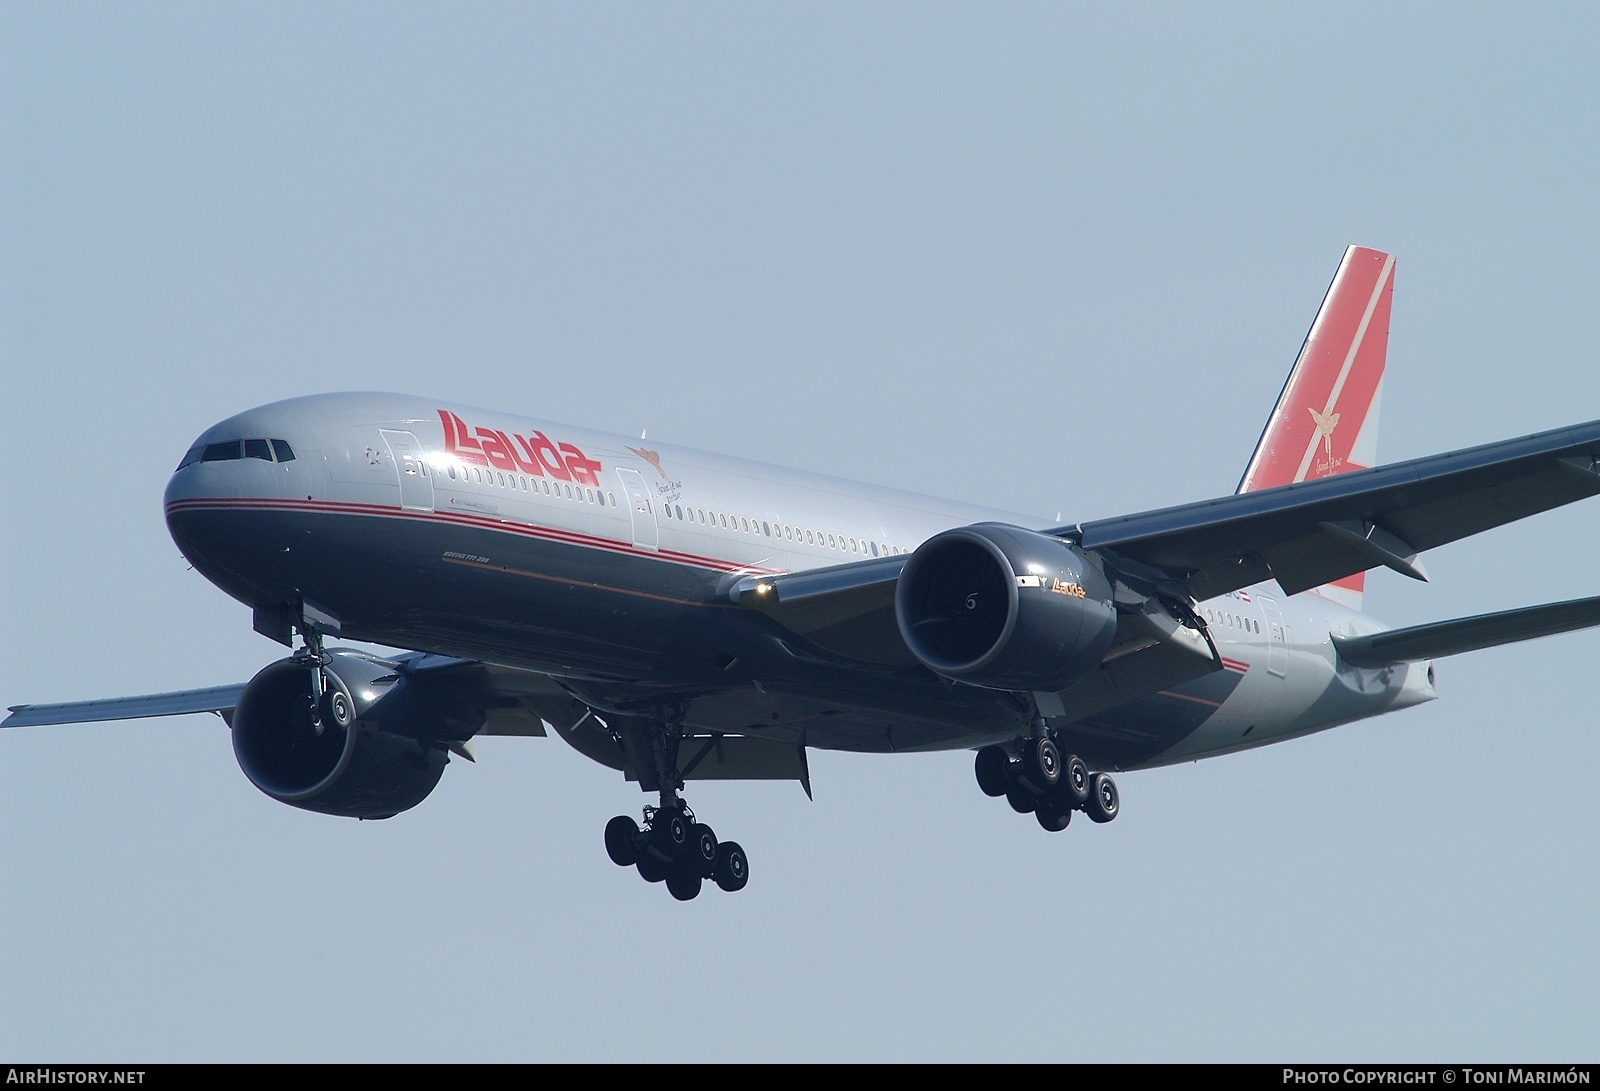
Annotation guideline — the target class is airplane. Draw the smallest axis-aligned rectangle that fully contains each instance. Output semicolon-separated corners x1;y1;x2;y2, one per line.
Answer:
8;245;1600;902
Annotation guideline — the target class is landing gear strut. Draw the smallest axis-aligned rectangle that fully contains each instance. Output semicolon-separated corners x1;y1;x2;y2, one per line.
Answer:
974;738;1118;834
602;712;750;899
291;624;350;734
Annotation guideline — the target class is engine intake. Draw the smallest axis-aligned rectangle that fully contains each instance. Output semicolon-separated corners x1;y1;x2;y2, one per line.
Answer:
895;524;1117;691
231;650;454;819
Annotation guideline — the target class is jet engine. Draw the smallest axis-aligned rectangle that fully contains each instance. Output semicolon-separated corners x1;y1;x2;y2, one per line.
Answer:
895;523;1117;692
231;649;459;819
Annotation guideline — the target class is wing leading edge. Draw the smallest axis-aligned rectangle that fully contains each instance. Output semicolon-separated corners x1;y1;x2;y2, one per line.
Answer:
3;685;248;728
1064;419;1600;602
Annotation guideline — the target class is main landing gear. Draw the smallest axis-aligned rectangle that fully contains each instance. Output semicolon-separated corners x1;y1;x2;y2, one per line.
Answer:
601;713;749;900
604;805;748;901
974;736;1119;832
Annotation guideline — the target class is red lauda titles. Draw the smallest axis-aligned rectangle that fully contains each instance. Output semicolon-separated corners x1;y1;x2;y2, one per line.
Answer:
438;410;603;487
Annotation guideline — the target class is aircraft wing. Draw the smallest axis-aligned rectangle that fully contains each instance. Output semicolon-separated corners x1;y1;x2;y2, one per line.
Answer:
4;654;809;786
731;555;913;666
1069;419;1600;601
0;656;564;734
1333;594;1600;668
319;656;814;787
3;685;248;728
735;419;1600;645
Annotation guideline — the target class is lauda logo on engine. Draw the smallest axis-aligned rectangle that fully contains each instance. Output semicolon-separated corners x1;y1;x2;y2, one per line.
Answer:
438;410;603;486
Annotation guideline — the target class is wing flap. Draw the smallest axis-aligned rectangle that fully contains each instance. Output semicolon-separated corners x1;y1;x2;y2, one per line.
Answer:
1333;594;1600;668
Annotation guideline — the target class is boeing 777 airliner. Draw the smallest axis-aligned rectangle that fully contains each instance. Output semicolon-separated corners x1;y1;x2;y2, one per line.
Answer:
9;247;1600;900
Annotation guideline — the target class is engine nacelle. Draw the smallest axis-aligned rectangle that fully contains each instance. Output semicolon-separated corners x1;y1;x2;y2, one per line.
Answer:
231;650;454;819
895;523;1117;691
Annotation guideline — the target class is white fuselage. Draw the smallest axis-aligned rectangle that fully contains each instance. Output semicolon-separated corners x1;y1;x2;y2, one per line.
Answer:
164;392;1437;770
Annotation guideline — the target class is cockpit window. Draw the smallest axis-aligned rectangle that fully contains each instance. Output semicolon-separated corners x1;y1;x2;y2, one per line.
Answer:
203;441;243;462
176;438;296;470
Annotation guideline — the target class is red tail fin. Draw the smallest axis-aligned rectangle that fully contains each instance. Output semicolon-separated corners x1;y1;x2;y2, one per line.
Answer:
1239;246;1395;606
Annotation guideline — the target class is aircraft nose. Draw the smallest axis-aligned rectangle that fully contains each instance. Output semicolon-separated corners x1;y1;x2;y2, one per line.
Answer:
166;435;297;504
164;406;325;530
163;409;330;609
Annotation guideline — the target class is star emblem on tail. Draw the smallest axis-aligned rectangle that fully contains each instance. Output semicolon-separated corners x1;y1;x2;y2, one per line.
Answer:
1308;407;1340;462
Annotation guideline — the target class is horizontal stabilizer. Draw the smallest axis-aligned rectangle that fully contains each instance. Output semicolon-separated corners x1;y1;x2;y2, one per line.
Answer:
3;684;247;728
1332;594;1600;668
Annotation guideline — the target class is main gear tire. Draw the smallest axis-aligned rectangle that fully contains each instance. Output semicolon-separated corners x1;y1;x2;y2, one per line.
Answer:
648;809;690;861
666;868;703;901
1060;754;1091;809
604;815;640;867
714;841;749;892
1086;772;1120;823
1020;737;1061;793
1036;803;1072;832
974;746;1010;797
1005;782;1037;814
688;823;719;878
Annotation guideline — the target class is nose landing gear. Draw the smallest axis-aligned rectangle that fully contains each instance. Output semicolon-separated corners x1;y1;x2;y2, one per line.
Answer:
291;623;345;734
975;740;1118;833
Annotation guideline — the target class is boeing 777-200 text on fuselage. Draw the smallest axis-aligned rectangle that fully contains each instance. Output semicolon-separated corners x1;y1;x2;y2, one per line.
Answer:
10;247;1600;900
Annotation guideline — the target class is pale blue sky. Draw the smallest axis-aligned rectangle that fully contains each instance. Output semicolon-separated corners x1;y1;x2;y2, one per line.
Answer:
4;4;1598;1060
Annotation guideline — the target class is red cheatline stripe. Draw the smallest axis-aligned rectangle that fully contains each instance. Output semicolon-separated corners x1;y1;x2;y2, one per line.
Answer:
164;497;784;577
441;555;742;609
1220;657;1250;673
